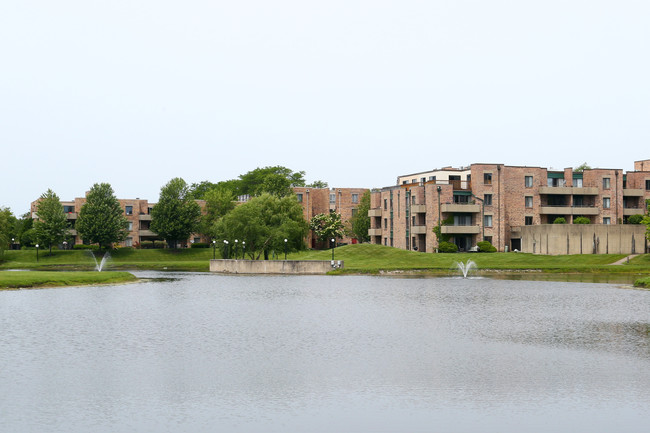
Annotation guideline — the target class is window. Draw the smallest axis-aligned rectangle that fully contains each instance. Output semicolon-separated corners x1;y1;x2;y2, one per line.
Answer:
603;197;610;209
384;237;388;246
402;181;407;185
483;215;493;227
125;206;133;215
147;207;153;215
384;199;387;210
351;208;357;217
351;193;359;204
484;236;492;244
63;205;75;213
412;179;416;184
525;196;533;208
297;193;303;202
429;176;436;181
646;180;650;190
384;218;387;229
127;221;133;231
603;178;611;189
574;178;583;187
420;177;426;184
194;237;201;243
484;173;492;185
125;237;132;247
411;195;416;205
603;217;611;225
525;216;533;225
525;176;533;188
412;216;416;226
484;194;492;206
329;194;336;204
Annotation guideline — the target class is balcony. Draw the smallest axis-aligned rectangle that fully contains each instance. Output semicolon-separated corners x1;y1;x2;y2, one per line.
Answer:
368;208;382;217
138;230;157;237
368;228;382;236
441;225;480;234
441;203;481;213
139;214;152;221
624;208;645;216
410;225;428;235
65;212;78;219
411;204;426;214
623;189;644;197
539;186;599;195
539;205;599;215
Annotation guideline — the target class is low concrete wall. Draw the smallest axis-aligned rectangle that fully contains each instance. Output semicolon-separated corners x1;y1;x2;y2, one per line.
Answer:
210;259;344;274
521;225;647;255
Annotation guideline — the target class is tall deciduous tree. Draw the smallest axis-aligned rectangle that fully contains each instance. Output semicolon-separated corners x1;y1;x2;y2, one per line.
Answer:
350;190;371;243
238;166;306;197
0;207;11;258
151;178;202;248
33;189;68;254
310;212;346;248
201;185;236;235
213;193;308;260
76;183;129;249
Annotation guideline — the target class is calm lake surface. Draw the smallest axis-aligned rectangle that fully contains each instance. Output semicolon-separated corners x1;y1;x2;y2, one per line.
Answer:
1;273;649;433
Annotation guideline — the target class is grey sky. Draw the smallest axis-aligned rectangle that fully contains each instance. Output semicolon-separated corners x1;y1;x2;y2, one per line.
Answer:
2;0;649;215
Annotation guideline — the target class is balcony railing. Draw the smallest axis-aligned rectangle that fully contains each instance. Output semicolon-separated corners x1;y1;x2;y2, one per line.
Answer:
411;204;426;214
441;203;481;213
623;189;644;196
410;225;428;235
368;228;382;236
539;205;599;215
368;208;382;217
441;225;480;234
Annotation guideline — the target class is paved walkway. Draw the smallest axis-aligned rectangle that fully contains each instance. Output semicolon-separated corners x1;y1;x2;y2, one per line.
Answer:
608;254;640;265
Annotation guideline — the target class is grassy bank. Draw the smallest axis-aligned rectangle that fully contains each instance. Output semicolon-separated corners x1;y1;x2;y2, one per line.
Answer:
1;244;648;275
634;276;650;288
0;271;137;289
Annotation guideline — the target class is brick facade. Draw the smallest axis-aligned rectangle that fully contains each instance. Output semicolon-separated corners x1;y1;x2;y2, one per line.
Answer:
369;160;650;253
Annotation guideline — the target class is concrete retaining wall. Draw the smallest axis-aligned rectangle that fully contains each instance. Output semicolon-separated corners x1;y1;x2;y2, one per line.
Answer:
520;225;648;255
210;259;344;274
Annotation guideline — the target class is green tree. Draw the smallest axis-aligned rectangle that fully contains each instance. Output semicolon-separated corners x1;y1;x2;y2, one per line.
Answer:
310;212;346;248
188;181;219;200
151;178;202;248
573;216;590;224
14;212;34;247
213;193;308;260
627;214;644;224
350;191;370;242
0;207;11;258
33;189;68;254
306;180;328;188
574;162;591;172
76;183;129;249
239;166;306;197
201;185;236;235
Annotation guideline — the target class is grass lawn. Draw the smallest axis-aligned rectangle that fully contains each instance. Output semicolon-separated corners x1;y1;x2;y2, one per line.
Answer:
290;244;644;274
1;244;648;275
0;271;137;289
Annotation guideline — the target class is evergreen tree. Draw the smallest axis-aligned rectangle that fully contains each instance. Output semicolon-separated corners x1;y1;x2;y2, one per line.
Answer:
76;183;129;249
350;191;371;243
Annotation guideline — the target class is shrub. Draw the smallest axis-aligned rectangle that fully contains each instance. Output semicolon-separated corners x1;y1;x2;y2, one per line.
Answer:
573;216;590;224
477;240;497;252
438;241;458;253
73;244;99;250
139;241;154;249
191;242;210;248
553;217;566;224
627;214;644;224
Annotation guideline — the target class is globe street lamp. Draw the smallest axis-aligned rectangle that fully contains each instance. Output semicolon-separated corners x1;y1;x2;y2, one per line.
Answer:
242;241;246;259
11;238;14;250
223;240;229;259
284;238;288;260
331;238;335;261
212;240;216;260
63;241;68;250
36;244;39;262
235;239;239;260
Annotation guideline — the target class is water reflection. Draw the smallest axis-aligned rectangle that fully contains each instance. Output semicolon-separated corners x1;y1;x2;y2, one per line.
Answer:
1;273;649;433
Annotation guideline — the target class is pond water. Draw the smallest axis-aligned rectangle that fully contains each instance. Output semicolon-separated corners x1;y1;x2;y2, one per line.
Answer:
1;273;649;433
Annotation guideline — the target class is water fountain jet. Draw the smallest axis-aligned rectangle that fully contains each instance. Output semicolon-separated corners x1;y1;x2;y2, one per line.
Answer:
89;251;111;272
454;259;477;278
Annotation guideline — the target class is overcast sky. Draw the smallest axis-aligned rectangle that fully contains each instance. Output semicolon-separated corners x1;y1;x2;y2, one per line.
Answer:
2;0;649;215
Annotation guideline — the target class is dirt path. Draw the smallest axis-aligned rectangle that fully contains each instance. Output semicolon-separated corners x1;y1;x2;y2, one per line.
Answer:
608;254;639;265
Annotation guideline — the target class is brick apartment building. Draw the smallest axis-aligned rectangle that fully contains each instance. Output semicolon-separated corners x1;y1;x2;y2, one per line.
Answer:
30;187;369;249
369;159;650;253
